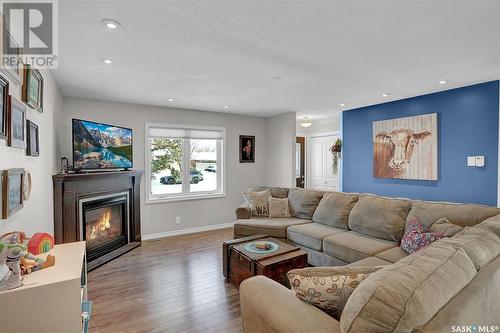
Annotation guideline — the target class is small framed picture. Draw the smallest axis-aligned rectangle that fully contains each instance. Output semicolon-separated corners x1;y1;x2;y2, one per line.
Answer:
1;168;24;219
7;96;26;149
239;135;255;163
0;74;8;139
26;120;39;156
22;65;43;113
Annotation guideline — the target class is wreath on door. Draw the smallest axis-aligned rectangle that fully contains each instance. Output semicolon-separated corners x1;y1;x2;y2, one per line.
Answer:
329;139;342;175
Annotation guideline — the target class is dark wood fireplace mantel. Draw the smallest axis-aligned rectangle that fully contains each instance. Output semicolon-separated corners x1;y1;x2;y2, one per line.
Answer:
53;170;143;270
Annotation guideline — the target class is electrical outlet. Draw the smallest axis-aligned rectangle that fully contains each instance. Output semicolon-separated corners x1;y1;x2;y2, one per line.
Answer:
175;216;181;225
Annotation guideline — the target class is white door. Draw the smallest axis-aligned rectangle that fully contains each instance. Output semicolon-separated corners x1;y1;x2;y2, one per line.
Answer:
308;134;340;191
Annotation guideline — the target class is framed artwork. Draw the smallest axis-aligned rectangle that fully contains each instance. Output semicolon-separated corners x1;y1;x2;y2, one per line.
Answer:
373;113;438;180
22;65;43;113
1;168;24;219
0;16;23;85
26;120;39;156
7;96;27;149
0;74;8;139
239;135;255;163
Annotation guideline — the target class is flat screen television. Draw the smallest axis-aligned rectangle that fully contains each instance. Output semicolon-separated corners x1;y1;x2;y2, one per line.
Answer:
72;119;133;170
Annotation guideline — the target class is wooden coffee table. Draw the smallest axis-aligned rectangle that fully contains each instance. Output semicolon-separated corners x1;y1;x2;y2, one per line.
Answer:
223;234;308;288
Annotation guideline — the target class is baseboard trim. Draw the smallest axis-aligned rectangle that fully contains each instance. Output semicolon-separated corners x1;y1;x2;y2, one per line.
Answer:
142;222;234;241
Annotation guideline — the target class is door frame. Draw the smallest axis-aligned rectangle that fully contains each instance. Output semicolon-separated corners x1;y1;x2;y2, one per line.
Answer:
296;136;306;187
305;131;340;189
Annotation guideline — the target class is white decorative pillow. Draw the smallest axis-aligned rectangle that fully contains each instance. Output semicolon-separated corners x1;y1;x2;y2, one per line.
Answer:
287;266;382;319
243;189;272;217
268;197;291;218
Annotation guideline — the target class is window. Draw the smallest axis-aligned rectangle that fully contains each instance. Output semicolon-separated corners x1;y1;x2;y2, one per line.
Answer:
146;123;225;202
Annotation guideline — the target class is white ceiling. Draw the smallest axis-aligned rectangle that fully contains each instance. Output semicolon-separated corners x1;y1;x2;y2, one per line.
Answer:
54;0;500;119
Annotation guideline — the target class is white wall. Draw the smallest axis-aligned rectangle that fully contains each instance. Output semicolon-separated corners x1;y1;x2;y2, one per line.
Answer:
266;112;296;187
58;98;270;237
0;70;63;236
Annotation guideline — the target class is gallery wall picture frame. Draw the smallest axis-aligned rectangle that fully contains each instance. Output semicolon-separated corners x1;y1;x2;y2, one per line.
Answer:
7;96;27;149
0;74;8;139
239;135;255;163
1;168;24;219
26;120;40;156
22;65;43;113
0;16;23;85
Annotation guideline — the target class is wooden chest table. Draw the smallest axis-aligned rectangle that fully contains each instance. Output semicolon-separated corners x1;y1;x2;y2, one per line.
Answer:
223;235;308;288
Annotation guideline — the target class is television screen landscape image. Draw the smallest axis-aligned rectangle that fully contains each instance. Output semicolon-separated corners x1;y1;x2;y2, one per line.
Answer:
73;119;133;169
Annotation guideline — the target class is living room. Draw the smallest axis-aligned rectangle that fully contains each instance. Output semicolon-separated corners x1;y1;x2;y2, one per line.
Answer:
0;1;499;332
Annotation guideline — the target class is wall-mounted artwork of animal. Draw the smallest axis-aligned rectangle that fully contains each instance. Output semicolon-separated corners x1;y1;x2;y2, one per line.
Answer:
373;113;438;180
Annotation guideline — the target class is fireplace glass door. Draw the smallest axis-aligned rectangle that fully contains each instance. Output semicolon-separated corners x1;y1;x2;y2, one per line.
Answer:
82;195;128;262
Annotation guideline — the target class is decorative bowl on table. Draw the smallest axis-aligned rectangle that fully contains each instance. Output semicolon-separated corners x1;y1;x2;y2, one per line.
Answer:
244;241;279;254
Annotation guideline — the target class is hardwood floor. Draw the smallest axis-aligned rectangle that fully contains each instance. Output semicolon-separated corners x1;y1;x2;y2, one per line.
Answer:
88;228;243;333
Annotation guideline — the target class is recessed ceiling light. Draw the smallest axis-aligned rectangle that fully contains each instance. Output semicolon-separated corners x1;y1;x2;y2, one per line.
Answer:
101;19;121;31
339;103;346;107
381;93;391;97
167;98;175;102
223;105;230;109
438;80;449;84
102;58;113;64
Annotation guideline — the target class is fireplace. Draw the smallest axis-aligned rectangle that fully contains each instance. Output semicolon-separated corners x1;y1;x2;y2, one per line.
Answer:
80;193;129;263
53;171;142;271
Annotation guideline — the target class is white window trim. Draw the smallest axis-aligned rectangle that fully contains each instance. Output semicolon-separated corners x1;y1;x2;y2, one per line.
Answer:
145;122;226;204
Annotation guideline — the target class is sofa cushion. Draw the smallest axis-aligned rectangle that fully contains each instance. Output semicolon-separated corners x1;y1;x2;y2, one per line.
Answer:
323;231;396;263
268;197;291;218
243;189;271;217
287;266;382;320
435;226;500;271
288;188;324;219
247;186;289;199
341;245;477;333
312;192;358;229
346;257;392;267
287;223;347;251
429;217;464;237
348;194;412;242
406;200;500;230
375;247;408;263
234;218;311;239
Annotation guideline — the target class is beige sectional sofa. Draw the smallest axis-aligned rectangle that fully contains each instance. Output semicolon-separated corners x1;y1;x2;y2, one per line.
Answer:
235;187;500;332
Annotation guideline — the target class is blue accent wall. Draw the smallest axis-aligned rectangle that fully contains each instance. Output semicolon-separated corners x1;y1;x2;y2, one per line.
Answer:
342;81;499;206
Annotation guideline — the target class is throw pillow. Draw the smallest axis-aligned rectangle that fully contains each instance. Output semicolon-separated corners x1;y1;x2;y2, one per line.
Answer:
400;217;445;254
287;266;382;319
243;189;272;217
429;217;464;237
268;197;291;218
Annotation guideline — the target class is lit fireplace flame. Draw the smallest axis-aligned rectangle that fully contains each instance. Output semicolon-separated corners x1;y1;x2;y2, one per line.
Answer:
90;209;112;239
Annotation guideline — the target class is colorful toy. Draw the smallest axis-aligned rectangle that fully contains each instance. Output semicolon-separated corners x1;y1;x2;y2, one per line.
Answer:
0;241;24;289
27;233;54;255
0;232;56;277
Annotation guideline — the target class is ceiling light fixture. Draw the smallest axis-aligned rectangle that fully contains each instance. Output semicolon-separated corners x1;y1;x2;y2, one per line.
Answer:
101;19;122;31
167;98;175;102
339;103;346;107
102;58;113;64
223;105;230;109
298;117;313;128
381;93;391;97
438;80;449;84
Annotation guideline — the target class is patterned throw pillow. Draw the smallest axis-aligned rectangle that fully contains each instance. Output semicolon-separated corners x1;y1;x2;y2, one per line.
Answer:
400;217;445;254
243;189;272;217
287;266;382;319
268;197;291;218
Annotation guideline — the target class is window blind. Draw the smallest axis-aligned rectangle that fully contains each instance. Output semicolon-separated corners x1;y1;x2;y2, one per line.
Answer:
149;126;224;140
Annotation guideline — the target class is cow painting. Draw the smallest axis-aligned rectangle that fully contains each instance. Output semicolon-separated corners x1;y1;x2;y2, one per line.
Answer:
373;114;438;180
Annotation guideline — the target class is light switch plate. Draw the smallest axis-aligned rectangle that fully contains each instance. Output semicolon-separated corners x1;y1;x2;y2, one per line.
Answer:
467;156;476;167
476;156;485;167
